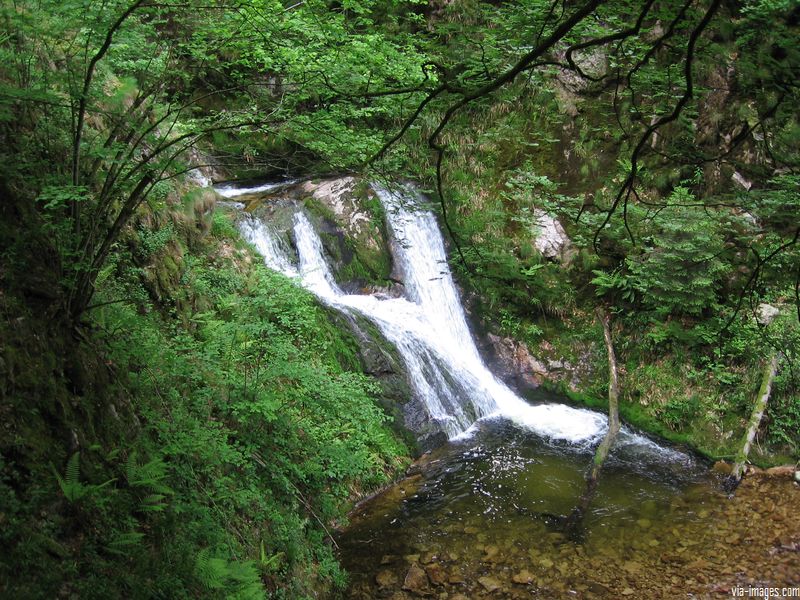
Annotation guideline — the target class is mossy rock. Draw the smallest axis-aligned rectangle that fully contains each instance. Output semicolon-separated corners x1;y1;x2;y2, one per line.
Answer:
299;177;393;289
327;310;420;454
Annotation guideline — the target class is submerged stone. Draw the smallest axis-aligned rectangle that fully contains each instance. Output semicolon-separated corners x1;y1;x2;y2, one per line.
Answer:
402;564;429;594
424;563;447;586
376;569;399;588
478;576;502;592
511;569;534;584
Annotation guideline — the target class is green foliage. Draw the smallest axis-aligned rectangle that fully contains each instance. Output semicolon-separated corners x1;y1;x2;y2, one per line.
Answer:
591;268;638;303
212;211;240;240
195;550;265;600
1;196;409;597
660;395;702;432
52;453;116;503
137;223;175;258
86;249;405;597
625;202;730;316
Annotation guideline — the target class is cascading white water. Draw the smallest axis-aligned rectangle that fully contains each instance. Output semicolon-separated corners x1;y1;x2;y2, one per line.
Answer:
235;183;613;444
216;181;289;198
234;182;689;458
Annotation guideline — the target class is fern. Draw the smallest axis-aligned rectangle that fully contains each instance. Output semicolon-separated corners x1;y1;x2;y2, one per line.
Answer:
106;530;145;556
195;549;229;590
126;452;174;512
195;549;266;600
53;452;115;503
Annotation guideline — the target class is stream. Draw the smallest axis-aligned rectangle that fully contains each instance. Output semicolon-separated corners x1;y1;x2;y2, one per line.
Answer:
337;413;799;599
221;179;800;599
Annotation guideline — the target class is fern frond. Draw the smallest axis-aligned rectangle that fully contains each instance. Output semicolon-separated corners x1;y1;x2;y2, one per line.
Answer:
126;451;138;483
106;530;145;555
66;453;80;487
195;549;228;590
127;454;173;495
139;493;168;512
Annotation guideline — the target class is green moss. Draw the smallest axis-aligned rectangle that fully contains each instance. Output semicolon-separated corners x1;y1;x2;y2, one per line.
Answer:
303;194;392;287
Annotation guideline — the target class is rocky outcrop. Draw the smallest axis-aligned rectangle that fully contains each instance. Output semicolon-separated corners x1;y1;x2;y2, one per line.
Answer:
185;147;226;188
300;177;395;291
327;310;448;455
484;332;599;396
531;209;575;265
486;333;549;391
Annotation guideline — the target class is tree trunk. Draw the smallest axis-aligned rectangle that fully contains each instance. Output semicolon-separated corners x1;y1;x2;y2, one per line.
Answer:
587;306;621;485
727;353;779;489
565;307;620;537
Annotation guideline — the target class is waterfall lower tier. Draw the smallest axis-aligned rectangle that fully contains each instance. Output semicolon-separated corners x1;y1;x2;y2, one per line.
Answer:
233;181;682;457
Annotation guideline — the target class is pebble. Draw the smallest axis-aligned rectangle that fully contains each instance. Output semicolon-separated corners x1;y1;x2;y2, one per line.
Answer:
375;569;398;588
402;564;429;595
511;569;534;584
478;576;502;592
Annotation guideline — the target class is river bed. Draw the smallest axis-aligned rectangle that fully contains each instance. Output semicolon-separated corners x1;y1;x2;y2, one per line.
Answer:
337;416;800;599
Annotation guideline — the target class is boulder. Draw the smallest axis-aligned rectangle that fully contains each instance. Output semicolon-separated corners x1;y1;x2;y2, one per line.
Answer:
531;209;574;265
756;303;780;326
402;564;429;595
486;333;548;390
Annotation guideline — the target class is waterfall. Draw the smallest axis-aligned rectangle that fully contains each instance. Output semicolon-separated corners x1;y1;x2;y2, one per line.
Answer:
234;183;653;448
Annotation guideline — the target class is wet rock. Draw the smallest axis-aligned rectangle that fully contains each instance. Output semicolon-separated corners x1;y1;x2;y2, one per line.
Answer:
478;576;502;593
512;569;534;584
425;563;447;586
376;569;399;588
713;460;733;475
486;333;548;390
448;569;465;585
464;526;479;535
588;582;611;595
622;561;643;575
764;465;796;478
539;558;554;569
420;551;438;565
402;564;430;595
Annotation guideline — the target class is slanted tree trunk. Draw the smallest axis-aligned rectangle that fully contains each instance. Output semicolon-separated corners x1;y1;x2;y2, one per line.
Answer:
588;307;621;485
727;353;779;489
566;307;620;536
